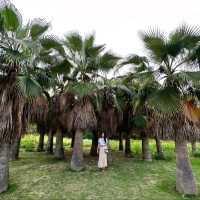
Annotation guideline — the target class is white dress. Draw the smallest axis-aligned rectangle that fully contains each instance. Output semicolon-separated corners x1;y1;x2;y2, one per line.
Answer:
98;138;108;168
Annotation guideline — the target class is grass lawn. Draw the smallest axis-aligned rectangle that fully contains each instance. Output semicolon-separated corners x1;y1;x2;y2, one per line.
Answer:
1;135;200;200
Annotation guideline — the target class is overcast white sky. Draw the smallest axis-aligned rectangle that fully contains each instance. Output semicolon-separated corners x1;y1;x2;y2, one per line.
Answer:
11;0;200;57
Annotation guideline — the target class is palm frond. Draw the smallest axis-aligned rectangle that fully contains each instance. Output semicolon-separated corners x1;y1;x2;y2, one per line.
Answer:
64;32;83;52
170;24;200;49
84;33;95;49
68;82;97;98
30;18;49;40
176;71;200;84
1;4;22;31
121;54;148;66
148;87;181;113
97;51;120;72
85;44;105;58
40;35;65;57
139;28;167;62
50;59;73;75
17;75;42;98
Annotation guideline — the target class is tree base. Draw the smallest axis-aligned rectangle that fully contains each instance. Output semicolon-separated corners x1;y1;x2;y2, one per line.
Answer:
54;149;65;160
0;143;9;194
176;140;198;195
9;137;21;161
142;132;152;162
70;162;85;172
70;129;84;172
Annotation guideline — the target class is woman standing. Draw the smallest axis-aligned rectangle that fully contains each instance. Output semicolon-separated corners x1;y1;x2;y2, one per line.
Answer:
97;133;108;170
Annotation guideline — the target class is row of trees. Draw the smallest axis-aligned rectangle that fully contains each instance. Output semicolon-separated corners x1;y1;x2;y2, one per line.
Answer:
1;1;200;196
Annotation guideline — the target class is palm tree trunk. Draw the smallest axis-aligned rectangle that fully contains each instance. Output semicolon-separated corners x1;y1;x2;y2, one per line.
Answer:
9;136;21;161
0;143;9;193
10;100;23;161
176;140;197;195
54;131;64;159
71;129;84;171
155;135;164;159
119;132;123;151
107;139;112;164
90;133;98;156
142;132;152;161
37;126;45;152
46;130;54;154
191;141;197;155
125;132;131;156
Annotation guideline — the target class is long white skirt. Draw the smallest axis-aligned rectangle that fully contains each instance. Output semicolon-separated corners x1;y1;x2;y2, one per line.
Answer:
98;146;108;168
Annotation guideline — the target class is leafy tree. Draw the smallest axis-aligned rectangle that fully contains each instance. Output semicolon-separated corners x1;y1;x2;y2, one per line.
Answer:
0;3;50;192
51;32;120;170
137;24;200;195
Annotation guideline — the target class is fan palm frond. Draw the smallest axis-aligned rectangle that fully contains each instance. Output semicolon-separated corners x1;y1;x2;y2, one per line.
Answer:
30;18;49;40
17;75;42;98
139;28;167;62
1;4;22;32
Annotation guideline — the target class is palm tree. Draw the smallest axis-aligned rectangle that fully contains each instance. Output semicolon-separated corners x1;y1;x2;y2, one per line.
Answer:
57;32;120;171
93;74;133;159
119;55;160;160
97;85;122;162
138;24;200;195
0;3;50;192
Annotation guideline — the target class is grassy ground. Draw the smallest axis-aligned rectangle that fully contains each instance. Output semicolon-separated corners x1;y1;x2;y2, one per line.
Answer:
1;135;200;200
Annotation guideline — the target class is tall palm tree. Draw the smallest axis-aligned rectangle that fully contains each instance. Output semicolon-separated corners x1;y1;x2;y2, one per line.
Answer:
0;3;50;192
119;55;160;160
55;32;120;171
138;24;200;195
96;77;133;157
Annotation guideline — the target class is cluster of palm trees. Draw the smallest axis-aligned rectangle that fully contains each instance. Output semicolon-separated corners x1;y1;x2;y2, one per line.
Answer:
1;1;200;196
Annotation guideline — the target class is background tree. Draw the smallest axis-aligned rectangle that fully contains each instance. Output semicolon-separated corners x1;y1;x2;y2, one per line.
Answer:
57;32;120;170
138;24;200;195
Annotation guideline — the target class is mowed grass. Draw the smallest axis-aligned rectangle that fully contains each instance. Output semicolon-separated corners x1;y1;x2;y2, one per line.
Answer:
1;135;200;200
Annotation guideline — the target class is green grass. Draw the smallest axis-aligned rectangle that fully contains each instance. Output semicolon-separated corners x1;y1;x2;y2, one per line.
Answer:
1;135;200;200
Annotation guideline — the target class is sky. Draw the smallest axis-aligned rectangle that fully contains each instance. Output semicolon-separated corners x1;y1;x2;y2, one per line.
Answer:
10;0;200;57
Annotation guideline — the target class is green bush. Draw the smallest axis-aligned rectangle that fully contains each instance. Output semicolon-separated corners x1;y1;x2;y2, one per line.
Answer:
21;134;38;152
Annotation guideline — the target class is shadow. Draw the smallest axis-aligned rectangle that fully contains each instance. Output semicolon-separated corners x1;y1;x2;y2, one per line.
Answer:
7;183;18;193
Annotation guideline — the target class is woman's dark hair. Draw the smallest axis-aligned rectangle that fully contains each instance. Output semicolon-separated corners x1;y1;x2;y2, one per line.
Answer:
102;133;107;143
99;132;107;143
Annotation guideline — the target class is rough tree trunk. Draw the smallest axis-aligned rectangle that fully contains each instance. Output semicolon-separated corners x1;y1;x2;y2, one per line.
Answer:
107;139;112;164
71;129;84;171
191;141;197;156
119;132;123;151
90;133;98;156
0;143;9;193
176;140;197;195
155;135;165;159
37;126;45;152
142;132;152;161
46;130;54;154
9;136;21;161
10;101;23;161
54;131;64;159
125;132;131;156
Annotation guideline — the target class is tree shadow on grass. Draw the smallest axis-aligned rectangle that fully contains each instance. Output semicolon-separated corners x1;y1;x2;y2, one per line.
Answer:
7;183;18;193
